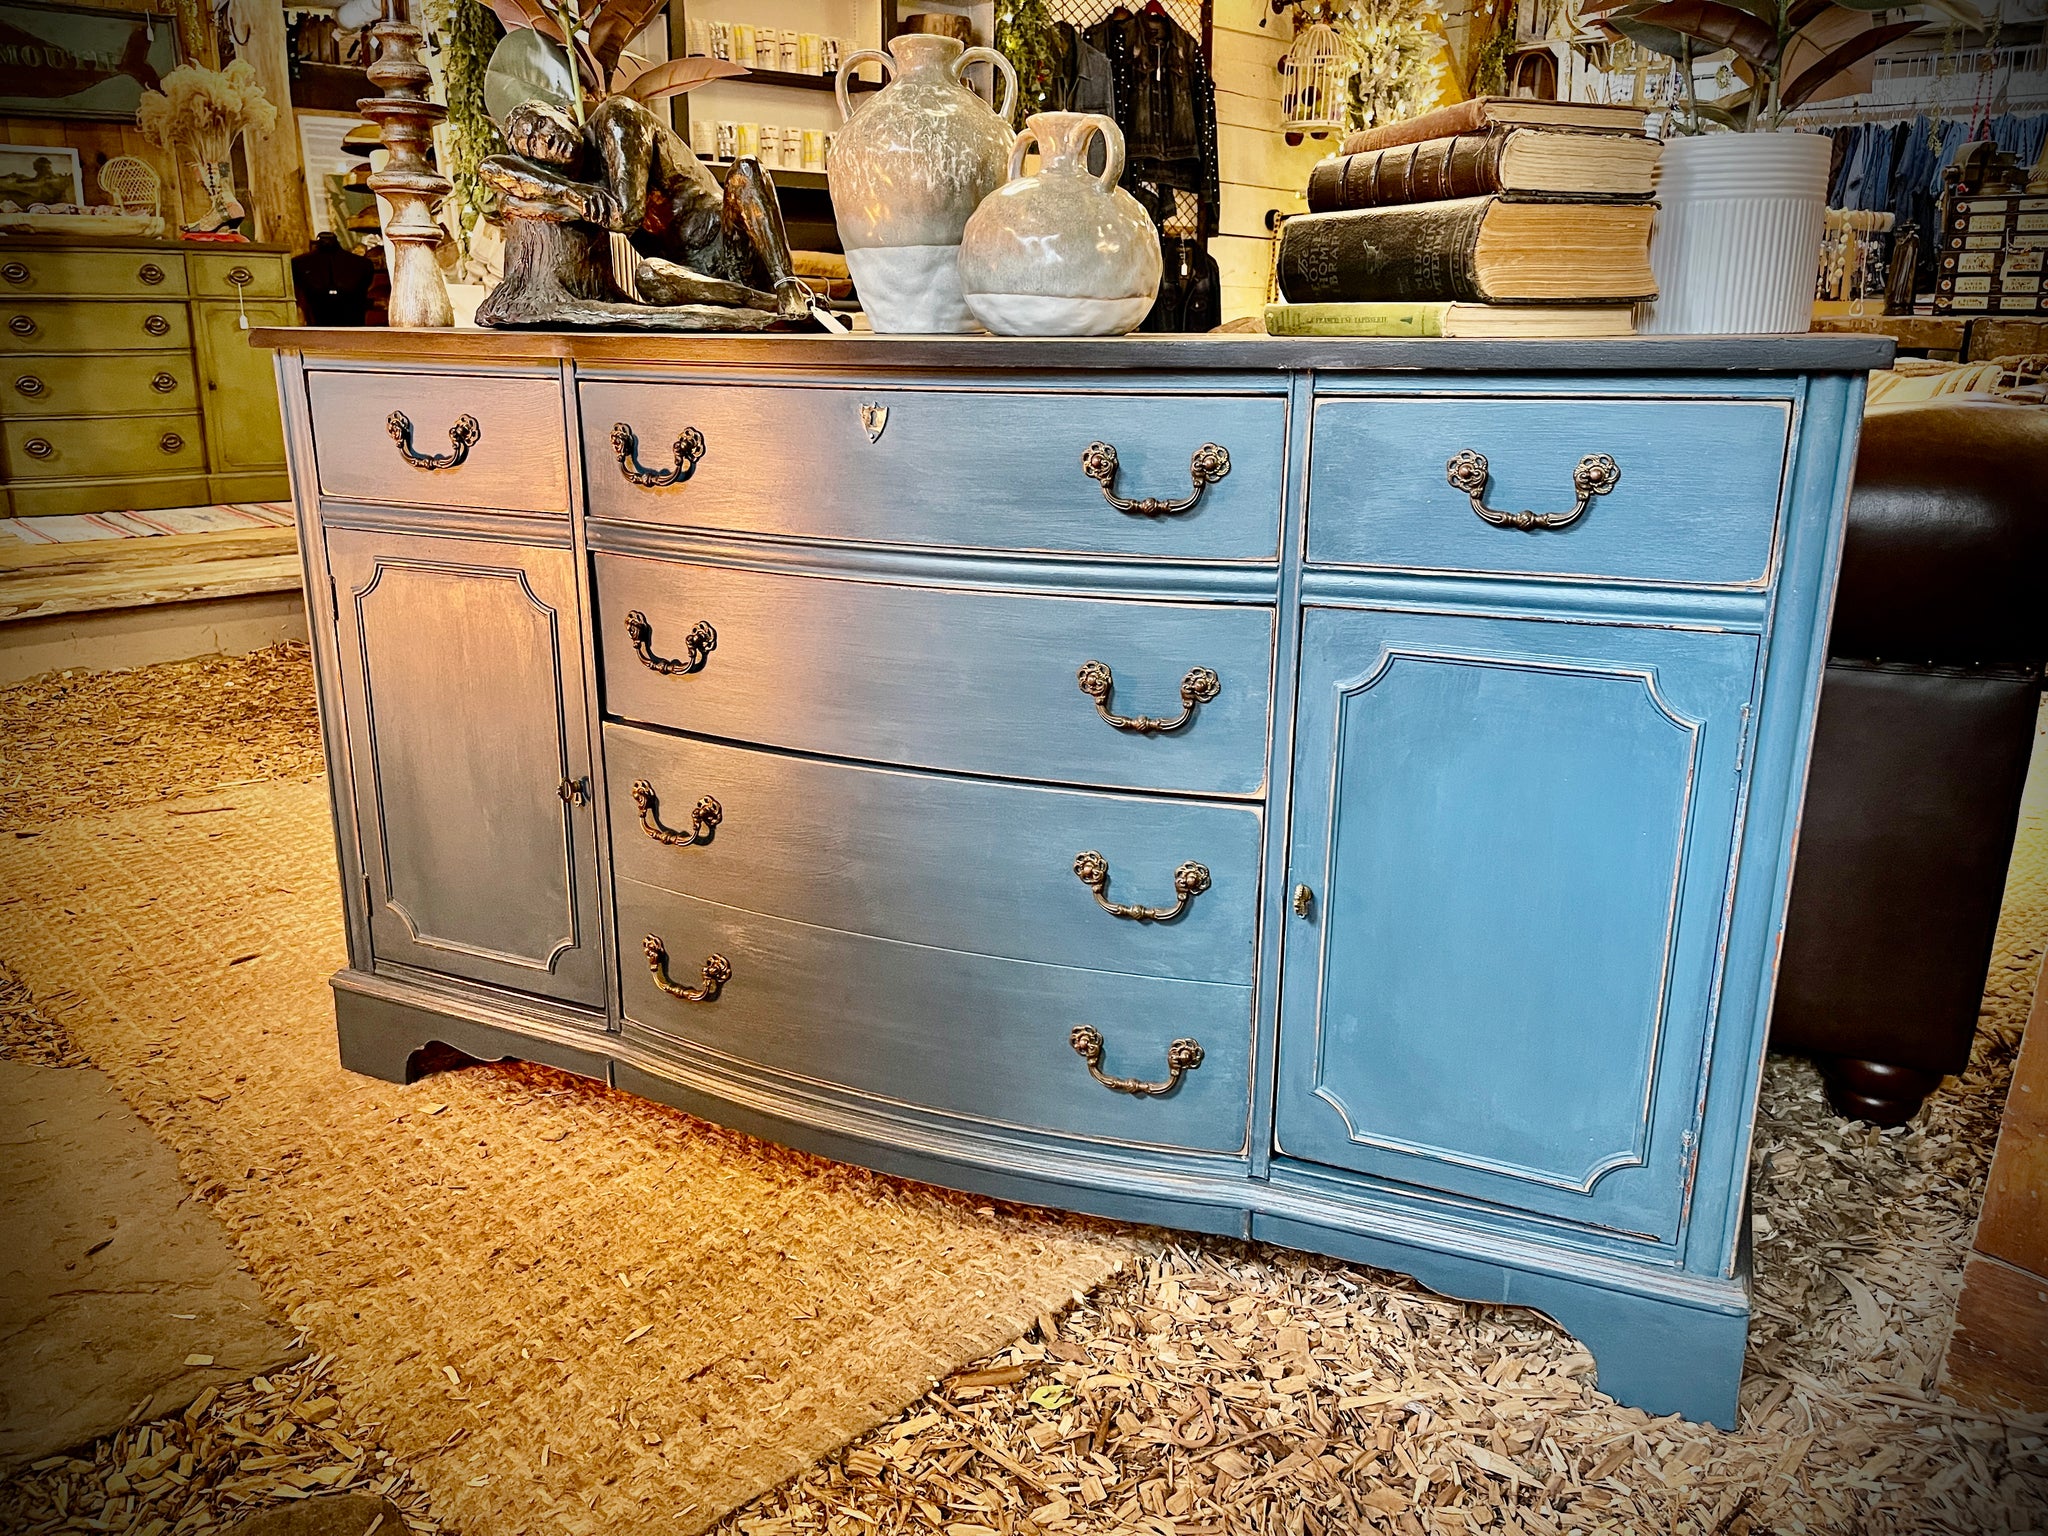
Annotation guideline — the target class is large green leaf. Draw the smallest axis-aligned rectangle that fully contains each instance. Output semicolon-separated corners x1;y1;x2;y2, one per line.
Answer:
1606;10;1696;59
483;25;578;125
1618;0;1783;63
1781;18;1926;107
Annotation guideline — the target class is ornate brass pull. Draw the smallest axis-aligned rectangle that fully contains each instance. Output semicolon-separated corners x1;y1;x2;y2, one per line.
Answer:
226;265;254;287
159;431;184;454
9;314;36;337
387;410;480;471
632;780;721;847
23;436;53;460
1447;450;1621;532
643;936;731;1003
1076;660;1218;734
611;421;705;487
143;313;170;336
150;371;177;394
1073;851;1208;922
1;262;27;285
14;373;43;397
1069;1025;1203;1097
1080;440;1230;516
1293;884;1314;919
624;611;715;676
138;262;165;285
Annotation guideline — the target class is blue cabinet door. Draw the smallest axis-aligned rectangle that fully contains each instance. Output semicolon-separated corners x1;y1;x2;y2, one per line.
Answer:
1275;607;1758;1244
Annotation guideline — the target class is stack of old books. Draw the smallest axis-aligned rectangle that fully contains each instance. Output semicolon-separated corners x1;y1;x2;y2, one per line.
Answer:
1267;97;1662;339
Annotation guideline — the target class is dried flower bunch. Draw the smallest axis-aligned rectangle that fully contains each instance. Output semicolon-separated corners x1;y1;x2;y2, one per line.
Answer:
136;59;278;168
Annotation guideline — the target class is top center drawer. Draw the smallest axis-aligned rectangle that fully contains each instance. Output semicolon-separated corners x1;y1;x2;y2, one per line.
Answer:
579;380;1287;561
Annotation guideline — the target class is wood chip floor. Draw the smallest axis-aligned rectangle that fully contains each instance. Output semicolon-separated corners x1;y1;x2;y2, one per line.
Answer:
2;648;2042;1536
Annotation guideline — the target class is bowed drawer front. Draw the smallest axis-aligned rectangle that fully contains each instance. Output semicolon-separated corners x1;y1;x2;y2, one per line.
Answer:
581;380;1287;560
306;368;569;513
1307;395;1792;586
594;554;1274;796
619;881;1254;1154
605;725;1262;985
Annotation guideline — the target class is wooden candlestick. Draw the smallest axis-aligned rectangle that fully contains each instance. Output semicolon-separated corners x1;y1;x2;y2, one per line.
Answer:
359;0;453;328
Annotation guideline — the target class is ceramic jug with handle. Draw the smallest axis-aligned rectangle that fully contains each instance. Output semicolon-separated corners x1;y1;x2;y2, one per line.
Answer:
829;32;1018;333
958;112;1163;337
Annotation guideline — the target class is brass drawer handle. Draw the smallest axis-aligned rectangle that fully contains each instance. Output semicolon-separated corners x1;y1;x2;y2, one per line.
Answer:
151;371;178;394
1;261;27;285
643;936;731;1003
632;780;721;847
625;611;715;676
611;421;705;487
226;265;254;287
1076;660;1217;734
1081;440;1230;516
9;314;36;337
387;409;480;470
1069;1025;1203;1097
14;373;43;397
23;436;54;460
139;262;165;285
1447;450;1621;532
159;431;184;454
143;313;171;336
1073;851;1209;922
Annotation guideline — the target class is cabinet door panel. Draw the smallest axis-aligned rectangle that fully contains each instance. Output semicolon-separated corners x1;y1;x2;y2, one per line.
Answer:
1275;607;1756;1243
328;529;602;1007
194;299;292;475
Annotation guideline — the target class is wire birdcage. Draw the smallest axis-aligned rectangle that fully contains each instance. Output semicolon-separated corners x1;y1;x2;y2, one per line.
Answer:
98;155;162;218
1281;21;1352;140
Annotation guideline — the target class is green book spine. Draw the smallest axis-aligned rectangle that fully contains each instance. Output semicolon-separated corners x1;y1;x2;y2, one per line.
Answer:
1263;302;1450;337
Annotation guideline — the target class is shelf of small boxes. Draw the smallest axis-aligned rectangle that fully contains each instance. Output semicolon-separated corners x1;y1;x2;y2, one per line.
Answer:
681;16;879;175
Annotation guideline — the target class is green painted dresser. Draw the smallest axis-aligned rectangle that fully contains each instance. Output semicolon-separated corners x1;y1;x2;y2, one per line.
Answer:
0;238;294;516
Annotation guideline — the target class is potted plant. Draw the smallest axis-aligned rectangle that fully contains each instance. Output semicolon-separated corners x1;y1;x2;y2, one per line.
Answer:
1583;0;1950;333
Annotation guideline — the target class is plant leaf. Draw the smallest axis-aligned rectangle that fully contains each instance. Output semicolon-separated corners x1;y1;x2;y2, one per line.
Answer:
1692;101;1750;130
1613;0;1782;63
484;0;563;40
589;0;671;72
621;56;751;105
1781;19;1925;108
1784;0;1832;31
1605;11;1699;59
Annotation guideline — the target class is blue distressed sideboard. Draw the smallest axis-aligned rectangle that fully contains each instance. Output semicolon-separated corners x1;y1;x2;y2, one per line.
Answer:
261;330;1893;1427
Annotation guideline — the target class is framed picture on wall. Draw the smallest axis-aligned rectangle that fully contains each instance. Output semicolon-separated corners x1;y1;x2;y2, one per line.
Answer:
0;1;183;120
0;143;84;206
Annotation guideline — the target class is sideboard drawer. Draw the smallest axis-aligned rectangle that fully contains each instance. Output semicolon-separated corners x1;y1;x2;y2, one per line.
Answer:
4;351;197;417
189;251;288;299
2;299;190;353
621;880;1253;1154
580;379;1287;560
1307;395;1792;586
0;247;188;298
306;368;569;513
594;554;1274;796
606;725;1262;985
5;412;206;481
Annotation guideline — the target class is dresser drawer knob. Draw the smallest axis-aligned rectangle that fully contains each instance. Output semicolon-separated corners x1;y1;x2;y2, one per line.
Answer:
1;262;27;285
159;431;184;454
226;265;254;287
8;314;35;337
625;611;716;675
23;436;54;460
139;262;166;285
151;371;178;394
1077;660;1217;734
643;936;731;1004
143;313;171;336
631;780;721;847
611;421;706;487
387;409;480;470
1073;851;1209;922
1447;449;1621;532
1081;440;1230;517
1069;1025;1203;1097
13;373;44;397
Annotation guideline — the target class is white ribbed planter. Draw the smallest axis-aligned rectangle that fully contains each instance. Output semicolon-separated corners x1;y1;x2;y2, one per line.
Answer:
1638;131;1831;335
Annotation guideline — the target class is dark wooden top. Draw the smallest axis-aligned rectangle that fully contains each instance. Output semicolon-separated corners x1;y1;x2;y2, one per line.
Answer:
253;326;1896;375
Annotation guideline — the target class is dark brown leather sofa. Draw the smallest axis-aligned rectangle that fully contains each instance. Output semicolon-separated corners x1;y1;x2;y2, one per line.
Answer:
1772;400;2047;1125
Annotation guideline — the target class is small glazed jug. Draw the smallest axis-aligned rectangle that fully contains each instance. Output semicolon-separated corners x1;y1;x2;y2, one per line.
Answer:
829;33;1019;333
958;112;1162;337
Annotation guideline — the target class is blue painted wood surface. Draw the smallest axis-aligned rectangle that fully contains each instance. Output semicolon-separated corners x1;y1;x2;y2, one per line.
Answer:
1275;606;1757;1244
1307;395;1792;586
604;725;1264;985
580;379;1288;561
593;553;1277;797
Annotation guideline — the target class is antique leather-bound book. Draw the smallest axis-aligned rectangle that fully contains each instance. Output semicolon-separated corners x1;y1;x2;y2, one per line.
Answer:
1276;196;1657;305
1305;130;1662;212
1336;97;1649;157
